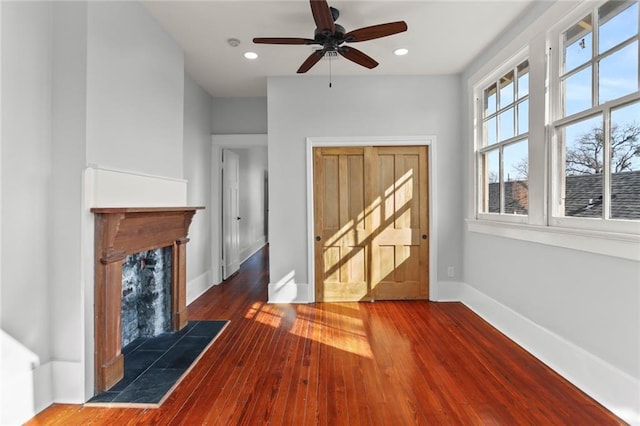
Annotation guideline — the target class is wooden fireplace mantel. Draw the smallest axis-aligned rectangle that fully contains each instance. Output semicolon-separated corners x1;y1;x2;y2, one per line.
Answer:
92;206;203;392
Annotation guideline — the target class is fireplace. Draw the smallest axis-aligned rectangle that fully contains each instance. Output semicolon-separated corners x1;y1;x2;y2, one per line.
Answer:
121;247;172;347
91;207;203;392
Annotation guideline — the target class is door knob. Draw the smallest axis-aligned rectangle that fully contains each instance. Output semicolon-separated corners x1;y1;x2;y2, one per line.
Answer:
422;234;427;239
315;236;321;241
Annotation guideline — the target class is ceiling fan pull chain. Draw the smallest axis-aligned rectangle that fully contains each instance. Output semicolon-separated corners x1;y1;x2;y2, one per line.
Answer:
329;55;332;88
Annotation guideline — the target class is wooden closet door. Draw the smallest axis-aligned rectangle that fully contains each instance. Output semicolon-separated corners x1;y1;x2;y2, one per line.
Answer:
370;146;429;300
313;146;429;302
313;147;370;302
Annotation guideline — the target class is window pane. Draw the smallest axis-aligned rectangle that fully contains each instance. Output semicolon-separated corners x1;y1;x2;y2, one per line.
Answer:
561;115;604;217
484;83;497;116
517;60;529;99
499;70;514;108
599;41;639;105
499;107;515;142
485;116;497;146
564;14;593;73
503;140;528;215
517;100;529;135
610;100;640;219
483;150;500;213
564;66;592;116
599;1;638;54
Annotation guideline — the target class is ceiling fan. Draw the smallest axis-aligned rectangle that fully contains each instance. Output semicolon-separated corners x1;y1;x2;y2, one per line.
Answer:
253;0;408;73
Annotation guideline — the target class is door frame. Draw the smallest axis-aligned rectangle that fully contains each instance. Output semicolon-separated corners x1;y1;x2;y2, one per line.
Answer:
211;134;267;284
306;136;439;302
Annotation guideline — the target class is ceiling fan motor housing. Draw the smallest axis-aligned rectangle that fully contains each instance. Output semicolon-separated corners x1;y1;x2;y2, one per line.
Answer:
314;24;346;49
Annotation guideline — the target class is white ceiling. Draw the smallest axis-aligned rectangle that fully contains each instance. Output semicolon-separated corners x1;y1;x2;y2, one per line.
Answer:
143;1;536;98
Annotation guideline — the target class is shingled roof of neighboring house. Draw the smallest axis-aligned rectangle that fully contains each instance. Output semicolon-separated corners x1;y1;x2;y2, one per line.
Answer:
488;170;640;219
565;170;640;219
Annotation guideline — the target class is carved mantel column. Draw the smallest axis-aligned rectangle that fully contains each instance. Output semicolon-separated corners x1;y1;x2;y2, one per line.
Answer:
91;207;203;392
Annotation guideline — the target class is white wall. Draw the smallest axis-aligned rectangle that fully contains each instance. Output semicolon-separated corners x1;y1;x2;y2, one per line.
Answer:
1;2;54;420
183;75;214;303
51;1;89;406
267;75;463;302
86;1;184;179
460;1;640;423
212;97;267;134
228;147;268;262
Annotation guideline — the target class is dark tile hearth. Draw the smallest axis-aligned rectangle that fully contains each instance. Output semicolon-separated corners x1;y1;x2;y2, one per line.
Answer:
87;320;228;407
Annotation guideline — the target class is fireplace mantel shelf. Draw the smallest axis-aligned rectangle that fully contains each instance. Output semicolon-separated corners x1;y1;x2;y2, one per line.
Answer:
91;206;204;214
92;205;204;393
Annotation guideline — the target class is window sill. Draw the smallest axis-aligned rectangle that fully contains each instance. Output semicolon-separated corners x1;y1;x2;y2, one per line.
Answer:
466;219;640;261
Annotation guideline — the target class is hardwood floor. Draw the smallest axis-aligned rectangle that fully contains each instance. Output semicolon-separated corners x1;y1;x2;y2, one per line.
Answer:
28;245;624;425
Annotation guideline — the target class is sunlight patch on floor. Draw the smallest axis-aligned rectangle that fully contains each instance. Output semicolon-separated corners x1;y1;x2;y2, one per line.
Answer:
292;303;374;359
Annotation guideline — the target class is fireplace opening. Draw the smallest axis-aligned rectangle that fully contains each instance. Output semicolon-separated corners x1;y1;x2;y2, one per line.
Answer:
121;247;172;348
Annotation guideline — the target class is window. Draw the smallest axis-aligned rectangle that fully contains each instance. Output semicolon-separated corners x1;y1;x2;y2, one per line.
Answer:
553;0;640;227
478;59;530;219
469;0;639;258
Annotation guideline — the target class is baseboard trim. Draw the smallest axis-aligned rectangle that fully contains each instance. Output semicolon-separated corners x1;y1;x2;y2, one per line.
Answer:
239;239;267;265
446;282;639;425
267;278;309;304
186;270;213;305
51;360;83;404
432;280;465;301
28;359;84;420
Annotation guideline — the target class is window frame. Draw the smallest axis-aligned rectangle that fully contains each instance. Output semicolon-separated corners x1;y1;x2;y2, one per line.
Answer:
474;50;530;224
548;0;640;235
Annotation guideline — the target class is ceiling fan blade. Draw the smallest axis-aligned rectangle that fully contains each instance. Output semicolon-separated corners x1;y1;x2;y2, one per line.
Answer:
253;37;315;45
345;21;408;43
297;50;325;73
338;46;378;69
310;0;335;35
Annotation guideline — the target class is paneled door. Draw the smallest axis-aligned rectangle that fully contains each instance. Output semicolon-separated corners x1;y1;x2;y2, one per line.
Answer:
313;146;429;302
222;149;241;279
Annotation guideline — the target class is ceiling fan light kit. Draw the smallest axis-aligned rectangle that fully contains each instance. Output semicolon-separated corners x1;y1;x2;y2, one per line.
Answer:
253;0;407;74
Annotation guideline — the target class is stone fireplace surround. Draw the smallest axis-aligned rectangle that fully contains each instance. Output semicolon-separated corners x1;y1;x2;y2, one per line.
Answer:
91;207;202;392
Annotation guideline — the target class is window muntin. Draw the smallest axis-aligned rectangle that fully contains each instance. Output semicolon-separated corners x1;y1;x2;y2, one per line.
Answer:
479;59;530;217
554;0;640;226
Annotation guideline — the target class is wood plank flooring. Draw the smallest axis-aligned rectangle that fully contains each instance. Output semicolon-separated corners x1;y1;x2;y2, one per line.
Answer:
27;245;624;425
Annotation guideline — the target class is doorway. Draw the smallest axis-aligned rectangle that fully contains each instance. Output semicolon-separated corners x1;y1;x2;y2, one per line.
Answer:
313;145;430;302
222;149;241;279
211;134;268;284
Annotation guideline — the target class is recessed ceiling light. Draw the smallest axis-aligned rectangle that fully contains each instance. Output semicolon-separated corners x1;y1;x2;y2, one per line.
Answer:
244;51;258;60
394;48;409;56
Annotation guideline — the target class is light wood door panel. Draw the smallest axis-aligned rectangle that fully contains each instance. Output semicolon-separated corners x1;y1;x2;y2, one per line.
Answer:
371;146;429;300
314;146;429;302
314;147;369;302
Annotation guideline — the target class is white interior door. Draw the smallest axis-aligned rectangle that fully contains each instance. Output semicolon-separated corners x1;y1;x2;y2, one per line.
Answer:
222;149;241;279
